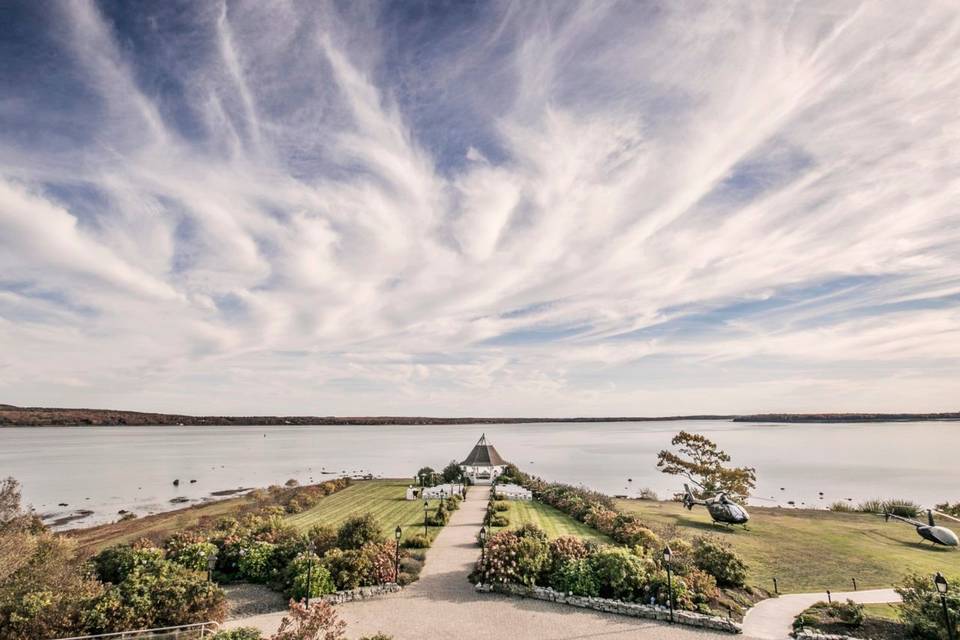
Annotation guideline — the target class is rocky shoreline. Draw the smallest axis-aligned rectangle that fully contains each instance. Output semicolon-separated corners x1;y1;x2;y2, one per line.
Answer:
4;404;958;426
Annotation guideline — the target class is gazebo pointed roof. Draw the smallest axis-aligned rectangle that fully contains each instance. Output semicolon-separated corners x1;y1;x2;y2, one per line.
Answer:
460;433;506;466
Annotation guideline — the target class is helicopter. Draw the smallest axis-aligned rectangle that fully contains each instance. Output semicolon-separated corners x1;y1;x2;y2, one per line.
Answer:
682;483;750;526
882;509;959;547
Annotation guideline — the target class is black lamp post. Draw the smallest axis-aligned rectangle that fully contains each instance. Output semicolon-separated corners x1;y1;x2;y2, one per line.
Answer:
479;525;487;569
935;572;956;640
423;499;429;536
663;545;674;623
205;550;217;582
394;526;402;582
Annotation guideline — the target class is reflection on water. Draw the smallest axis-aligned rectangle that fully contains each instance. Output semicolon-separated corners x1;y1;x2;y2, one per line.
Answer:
0;420;956;528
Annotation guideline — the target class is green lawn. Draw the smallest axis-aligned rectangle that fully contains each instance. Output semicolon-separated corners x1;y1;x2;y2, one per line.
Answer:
616;499;960;593
861;603;902;622
286;479;447;542
492;499;610;542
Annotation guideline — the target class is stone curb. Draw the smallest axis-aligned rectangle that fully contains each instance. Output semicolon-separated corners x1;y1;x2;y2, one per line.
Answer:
317;583;402;605
475;582;742;634
793;631;879;640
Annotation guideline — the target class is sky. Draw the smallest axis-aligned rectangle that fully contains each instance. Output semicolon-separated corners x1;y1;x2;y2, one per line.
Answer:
1;1;959;417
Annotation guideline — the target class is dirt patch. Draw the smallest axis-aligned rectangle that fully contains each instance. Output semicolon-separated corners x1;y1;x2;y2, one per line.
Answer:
223;583;288;619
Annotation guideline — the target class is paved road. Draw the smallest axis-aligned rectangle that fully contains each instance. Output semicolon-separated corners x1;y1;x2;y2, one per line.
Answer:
742;588;901;639
227;486;733;639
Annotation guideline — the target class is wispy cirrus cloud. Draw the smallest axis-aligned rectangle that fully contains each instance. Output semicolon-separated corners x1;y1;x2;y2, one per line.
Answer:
1;1;958;415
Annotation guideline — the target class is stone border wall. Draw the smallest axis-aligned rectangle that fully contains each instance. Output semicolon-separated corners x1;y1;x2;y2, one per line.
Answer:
475;582;742;634
318;583;402;605
793;631;878;640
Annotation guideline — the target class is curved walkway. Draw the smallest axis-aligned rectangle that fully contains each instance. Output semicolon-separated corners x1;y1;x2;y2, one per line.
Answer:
228;486;732;639
742;588;901;639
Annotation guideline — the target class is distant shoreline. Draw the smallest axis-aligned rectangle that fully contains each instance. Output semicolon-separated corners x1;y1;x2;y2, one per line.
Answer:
2;404;958;426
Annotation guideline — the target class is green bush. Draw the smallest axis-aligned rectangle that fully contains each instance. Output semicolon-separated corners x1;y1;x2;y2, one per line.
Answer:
336;514;385;550
167;542;218;573
828;501;856;512
615;522;660;551
644;569;691;609
285;553;335;600
692;537;747;588
84;555;226;632
441;460;461;483
211;627;263;640
857;499;920;518
321;549;371;590
401;534;430;549
549;558;599;596
662;537;695;576
306;525;338;556
487;514;508;527
830;599;865;627
588;547;650;601
936;501;960;517
427;506;450;527
896;573;960;640
237;541;277;583
92;546;165;585
492;501;510;512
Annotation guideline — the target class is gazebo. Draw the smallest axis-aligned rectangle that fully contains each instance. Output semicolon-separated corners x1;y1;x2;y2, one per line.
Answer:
460;434;507;485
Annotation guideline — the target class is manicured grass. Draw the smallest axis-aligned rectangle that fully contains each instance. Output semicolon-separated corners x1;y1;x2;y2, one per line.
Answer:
861;603;902;622
616;499;960;593
492;499;610;542
286;479;447;542
72;479;438;551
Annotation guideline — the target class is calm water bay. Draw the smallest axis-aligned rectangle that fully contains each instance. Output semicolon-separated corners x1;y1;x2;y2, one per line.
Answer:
1;420;957;529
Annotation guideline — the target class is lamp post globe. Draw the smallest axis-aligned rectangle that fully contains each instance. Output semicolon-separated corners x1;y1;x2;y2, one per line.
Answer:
936;572;949;595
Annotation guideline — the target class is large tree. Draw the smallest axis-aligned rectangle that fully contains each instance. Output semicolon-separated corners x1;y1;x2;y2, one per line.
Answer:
656;432;756;501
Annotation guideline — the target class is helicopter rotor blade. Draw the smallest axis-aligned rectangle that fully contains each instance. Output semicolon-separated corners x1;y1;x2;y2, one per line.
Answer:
932;510;960;524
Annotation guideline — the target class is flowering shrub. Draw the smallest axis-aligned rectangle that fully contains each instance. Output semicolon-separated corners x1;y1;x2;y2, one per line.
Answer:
475;527;549;586
612;521;660;550
547;536;592;574
168;542;218;573
360;542;398;585
269;600;346;640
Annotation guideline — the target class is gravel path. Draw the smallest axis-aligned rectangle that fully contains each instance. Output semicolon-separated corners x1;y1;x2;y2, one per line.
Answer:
226;486;734;639
741;588;901;639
